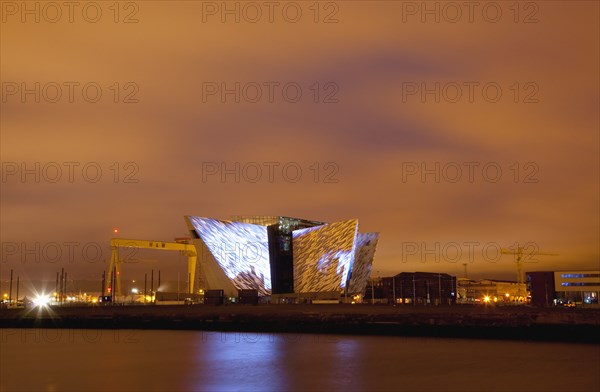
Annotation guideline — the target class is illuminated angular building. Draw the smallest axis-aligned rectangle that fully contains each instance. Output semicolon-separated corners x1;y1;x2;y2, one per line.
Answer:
184;216;379;298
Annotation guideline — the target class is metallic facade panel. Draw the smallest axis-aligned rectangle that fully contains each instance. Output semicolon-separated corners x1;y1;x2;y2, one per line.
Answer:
292;219;359;293
348;232;379;294
187;216;272;296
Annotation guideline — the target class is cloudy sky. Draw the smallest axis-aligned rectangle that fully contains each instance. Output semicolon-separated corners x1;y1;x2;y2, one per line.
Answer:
1;1;598;286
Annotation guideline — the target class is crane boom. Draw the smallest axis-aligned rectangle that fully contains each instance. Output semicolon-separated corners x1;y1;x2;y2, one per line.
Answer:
500;245;557;298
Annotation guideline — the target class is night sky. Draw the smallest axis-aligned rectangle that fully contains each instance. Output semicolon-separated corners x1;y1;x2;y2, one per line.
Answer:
1;1;598;286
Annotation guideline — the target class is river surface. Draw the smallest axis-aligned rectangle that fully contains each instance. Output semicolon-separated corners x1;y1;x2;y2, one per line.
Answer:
1;329;598;391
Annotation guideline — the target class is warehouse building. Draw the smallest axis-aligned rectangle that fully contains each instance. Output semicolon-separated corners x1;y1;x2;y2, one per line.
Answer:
378;272;456;305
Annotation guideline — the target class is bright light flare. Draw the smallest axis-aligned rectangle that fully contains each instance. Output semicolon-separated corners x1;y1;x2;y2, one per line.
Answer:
33;294;51;307
483;296;491;303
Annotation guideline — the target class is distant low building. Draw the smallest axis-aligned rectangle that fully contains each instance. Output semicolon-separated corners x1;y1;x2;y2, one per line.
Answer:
376;272;456;305
526;272;555;306
457;278;527;304
364;277;385;303
527;270;600;306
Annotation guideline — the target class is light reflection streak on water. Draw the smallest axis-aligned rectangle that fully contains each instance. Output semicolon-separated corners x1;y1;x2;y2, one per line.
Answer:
188;332;363;391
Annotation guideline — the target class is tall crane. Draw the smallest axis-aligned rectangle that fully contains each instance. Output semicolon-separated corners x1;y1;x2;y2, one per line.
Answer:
107;238;198;297
501;243;557;298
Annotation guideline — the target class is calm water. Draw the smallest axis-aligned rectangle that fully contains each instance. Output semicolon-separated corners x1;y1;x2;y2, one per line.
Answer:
1;329;598;392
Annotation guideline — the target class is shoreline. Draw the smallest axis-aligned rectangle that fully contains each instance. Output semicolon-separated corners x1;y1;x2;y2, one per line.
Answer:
1;304;599;343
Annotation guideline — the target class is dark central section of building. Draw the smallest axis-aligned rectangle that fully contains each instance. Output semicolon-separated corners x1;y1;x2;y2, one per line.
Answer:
266;217;324;294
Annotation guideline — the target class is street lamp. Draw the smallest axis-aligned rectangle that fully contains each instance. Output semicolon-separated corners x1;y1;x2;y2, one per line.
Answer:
392;277;396;306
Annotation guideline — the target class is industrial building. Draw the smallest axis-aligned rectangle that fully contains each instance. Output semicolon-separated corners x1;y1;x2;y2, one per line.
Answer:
364;274;533;305
382;272;456;305
527;270;600;306
457;278;528;304
185;216;379;300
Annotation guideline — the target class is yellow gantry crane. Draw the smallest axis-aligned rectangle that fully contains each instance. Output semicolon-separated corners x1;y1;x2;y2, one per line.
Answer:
500;244;557;298
107;238;198;297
